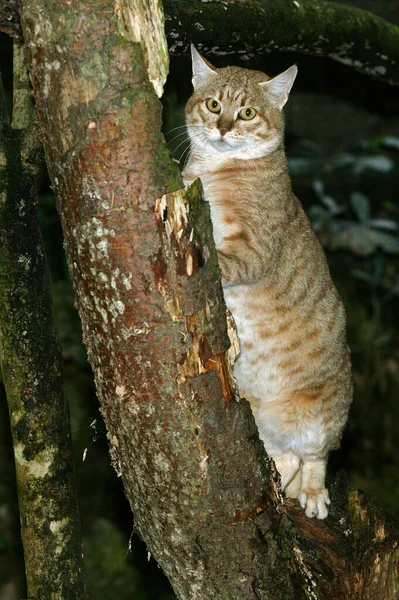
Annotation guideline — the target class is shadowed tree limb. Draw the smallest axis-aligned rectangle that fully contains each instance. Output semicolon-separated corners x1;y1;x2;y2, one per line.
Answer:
163;0;399;85
0;40;88;600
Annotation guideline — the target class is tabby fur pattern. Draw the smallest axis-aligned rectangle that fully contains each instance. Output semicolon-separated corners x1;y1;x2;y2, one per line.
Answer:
182;46;352;519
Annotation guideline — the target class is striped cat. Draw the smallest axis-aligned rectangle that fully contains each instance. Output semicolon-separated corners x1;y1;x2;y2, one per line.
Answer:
182;46;353;519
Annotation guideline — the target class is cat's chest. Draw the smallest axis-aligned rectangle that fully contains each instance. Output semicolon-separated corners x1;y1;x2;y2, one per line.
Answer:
184;161;243;248
201;174;233;244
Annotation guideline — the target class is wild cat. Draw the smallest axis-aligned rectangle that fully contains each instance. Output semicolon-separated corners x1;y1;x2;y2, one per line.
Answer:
182;46;353;519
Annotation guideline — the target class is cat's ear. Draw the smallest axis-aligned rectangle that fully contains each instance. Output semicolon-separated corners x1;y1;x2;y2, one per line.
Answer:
190;44;217;89
259;65;298;110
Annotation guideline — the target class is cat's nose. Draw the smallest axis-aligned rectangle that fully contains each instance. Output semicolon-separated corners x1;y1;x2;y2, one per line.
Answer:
217;119;232;137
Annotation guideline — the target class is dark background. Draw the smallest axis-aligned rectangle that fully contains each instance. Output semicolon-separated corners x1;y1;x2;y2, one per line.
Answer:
1;1;399;598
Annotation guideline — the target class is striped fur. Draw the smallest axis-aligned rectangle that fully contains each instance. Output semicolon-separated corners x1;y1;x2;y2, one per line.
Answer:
183;48;352;519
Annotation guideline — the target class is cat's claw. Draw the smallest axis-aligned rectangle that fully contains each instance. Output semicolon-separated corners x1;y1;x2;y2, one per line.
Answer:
298;488;330;520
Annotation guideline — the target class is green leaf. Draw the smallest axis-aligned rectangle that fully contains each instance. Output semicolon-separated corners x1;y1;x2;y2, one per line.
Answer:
368;229;399;254
350;192;370;223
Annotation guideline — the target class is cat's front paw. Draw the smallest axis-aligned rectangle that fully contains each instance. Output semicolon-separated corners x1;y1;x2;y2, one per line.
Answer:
298;488;330;519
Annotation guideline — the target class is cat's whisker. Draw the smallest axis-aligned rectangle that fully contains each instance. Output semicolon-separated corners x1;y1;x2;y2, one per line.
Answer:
165;125;203;142
179;144;192;168
190;135;211;158
166;131;192;146
172;137;192;158
190;132;207;144
165;126;203;149
181;133;207;159
166;124;202;134
178;140;195;165
166;125;189;133
181;133;212;167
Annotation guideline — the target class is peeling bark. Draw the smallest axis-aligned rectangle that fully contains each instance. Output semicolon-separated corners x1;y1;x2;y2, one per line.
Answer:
115;0;170;97
0;41;87;600
17;1;399;599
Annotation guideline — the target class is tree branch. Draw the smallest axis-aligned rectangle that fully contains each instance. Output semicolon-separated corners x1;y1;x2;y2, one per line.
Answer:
18;1;297;597
0;43;88;600
163;0;399;85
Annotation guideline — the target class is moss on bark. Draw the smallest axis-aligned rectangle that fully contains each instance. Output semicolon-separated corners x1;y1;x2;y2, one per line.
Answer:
163;0;399;85
0;45;88;600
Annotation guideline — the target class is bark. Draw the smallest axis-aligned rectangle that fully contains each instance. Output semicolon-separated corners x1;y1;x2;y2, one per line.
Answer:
0;0;20;38
0;40;87;600
164;0;399;85
4;1;399;85
17;1;399;599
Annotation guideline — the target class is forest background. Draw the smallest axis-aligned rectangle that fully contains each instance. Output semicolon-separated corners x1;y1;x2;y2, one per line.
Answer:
0;0;399;598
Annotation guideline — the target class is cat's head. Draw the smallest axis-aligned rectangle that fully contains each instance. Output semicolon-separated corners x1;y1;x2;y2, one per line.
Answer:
185;45;297;160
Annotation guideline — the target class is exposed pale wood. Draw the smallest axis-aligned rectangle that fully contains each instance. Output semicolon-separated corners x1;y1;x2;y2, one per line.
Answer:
115;0;169;97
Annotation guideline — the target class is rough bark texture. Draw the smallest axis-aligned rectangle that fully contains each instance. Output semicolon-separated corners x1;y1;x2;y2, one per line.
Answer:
285;473;399;600
0;41;87;600
18;1;297;598
0;0;20;38
17;1;399;599
163;0;399;85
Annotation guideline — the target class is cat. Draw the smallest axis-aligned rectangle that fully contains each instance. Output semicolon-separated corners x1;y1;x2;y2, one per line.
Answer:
182;45;353;520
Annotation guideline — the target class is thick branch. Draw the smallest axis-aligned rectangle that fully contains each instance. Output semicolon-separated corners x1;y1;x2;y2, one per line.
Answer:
18;1;296;598
164;0;399;85
0;47;87;600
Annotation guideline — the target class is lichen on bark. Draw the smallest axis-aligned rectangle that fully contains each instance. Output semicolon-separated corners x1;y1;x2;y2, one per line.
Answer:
0;40;87;600
164;0;399;85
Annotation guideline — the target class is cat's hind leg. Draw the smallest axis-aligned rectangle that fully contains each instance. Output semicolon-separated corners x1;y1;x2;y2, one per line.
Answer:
272;451;301;494
298;457;330;519
284;468;302;499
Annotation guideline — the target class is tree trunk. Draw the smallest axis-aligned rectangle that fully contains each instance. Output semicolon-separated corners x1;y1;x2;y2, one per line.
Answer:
0;41;88;600
5;1;399;85
17;1;399;599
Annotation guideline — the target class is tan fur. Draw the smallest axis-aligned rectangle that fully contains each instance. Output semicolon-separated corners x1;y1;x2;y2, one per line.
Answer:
183;48;352;519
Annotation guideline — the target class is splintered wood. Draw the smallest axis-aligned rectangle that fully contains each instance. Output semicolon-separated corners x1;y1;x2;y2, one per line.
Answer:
155;184;238;402
115;0;169;97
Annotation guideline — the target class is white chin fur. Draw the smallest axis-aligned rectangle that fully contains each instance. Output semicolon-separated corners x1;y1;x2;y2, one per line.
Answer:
188;127;281;161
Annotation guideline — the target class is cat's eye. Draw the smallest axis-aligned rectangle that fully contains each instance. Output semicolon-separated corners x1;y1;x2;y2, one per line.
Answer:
238;107;257;121
206;98;221;113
